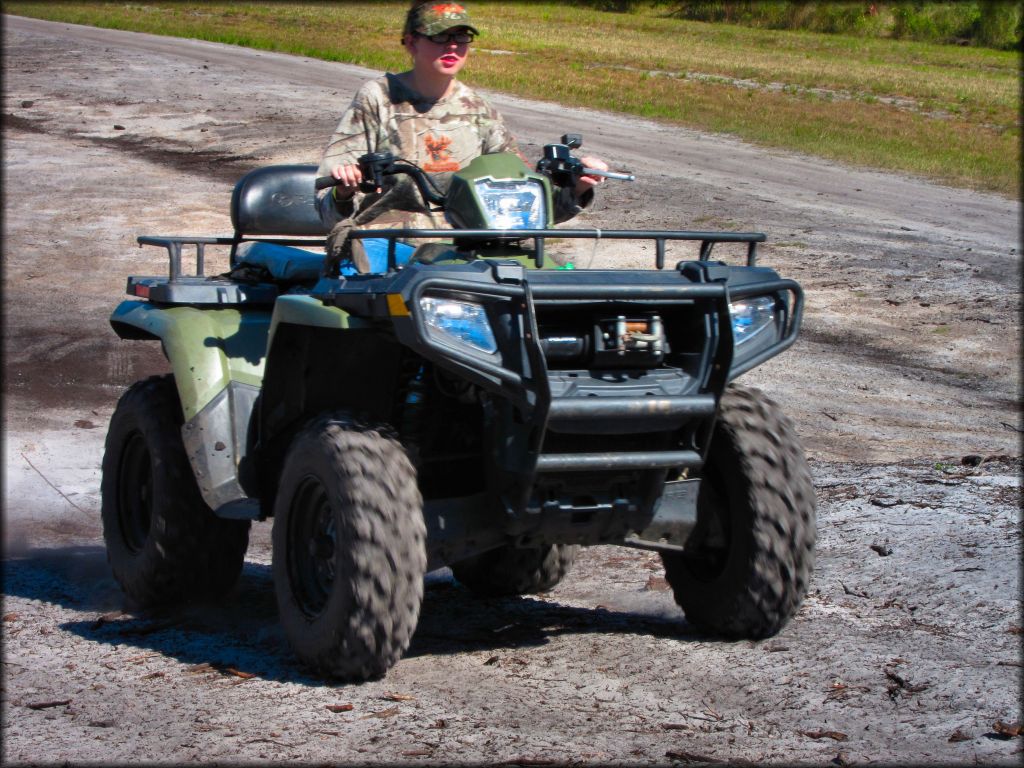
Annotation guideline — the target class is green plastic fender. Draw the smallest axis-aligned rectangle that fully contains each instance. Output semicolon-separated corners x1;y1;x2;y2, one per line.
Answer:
266;294;368;346
110;301;271;421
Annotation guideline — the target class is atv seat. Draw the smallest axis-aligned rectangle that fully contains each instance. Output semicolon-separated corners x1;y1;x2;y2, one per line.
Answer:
229;164;330;284
230;164;416;280
136;164;416;302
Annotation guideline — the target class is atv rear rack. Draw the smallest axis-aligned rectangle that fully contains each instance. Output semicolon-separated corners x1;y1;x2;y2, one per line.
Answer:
137;235;326;280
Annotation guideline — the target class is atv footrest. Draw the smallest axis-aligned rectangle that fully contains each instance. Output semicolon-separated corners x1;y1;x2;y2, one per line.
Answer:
535;450;701;472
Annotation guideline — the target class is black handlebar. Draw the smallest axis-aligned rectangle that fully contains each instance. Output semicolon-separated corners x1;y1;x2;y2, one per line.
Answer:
314;135;633;204
315;152;446;205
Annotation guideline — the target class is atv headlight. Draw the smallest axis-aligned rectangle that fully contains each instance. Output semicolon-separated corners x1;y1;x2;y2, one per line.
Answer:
730;296;776;345
419;297;497;355
474;179;546;230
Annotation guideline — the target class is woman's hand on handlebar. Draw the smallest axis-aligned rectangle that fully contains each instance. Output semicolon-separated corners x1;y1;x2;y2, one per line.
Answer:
329;163;365;198
576;155;608;195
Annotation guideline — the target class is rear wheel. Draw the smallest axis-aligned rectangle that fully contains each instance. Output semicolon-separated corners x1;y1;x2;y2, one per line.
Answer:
662;385;815;638
452;543;579;597
100;375;250;607
272;414;426;680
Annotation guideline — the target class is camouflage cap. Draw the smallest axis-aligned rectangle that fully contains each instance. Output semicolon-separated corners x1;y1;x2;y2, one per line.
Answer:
409;3;479;37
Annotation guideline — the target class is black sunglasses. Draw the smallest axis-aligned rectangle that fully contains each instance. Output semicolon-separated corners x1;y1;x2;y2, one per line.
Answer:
417;31;474;45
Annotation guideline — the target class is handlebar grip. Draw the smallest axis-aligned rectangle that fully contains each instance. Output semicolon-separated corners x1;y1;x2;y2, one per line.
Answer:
583;168;636;182
315;175;380;194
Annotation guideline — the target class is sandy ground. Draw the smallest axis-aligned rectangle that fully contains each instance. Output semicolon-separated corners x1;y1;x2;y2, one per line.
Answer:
2;15;1021;765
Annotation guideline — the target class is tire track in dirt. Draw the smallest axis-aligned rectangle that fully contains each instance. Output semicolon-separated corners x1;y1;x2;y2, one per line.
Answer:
4;113;255;183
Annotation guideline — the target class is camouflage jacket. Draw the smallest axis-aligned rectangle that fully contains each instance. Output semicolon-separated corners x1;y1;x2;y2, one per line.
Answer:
316;73;591;230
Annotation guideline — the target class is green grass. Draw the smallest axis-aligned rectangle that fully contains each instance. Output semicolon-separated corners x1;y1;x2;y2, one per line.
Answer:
6;1;1019;196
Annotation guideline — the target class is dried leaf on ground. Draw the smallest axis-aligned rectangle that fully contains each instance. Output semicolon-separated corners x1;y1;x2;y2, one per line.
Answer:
870;497;903;507
885;669;930;697
799;730;849;742
361;706;400;719
841;582;869;598
26;699;72;710
247;737;297;748
221;667;255;679
644;575;670;591
701;701;724;721
665;749;723;763
825;682;871;701
124;653;160;663
89;611;124;630
948;728;972;742
991;720;1022;739
326;703;354;713
382;692;416;702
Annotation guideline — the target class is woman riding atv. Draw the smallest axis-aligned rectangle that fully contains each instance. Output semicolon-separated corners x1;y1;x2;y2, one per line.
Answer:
316;0;609;272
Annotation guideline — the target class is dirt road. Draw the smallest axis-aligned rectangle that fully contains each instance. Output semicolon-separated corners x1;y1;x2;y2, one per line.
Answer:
2;15;1021;765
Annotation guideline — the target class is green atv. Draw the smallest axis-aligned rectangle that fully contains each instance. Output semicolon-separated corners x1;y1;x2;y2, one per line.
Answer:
102;134;816;680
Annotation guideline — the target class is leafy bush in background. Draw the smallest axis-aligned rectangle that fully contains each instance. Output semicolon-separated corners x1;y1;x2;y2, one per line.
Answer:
973;0;1022;48
569;1;1022;49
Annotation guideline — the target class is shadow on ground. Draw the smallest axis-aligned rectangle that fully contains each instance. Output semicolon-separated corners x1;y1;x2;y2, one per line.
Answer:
2;544;695;687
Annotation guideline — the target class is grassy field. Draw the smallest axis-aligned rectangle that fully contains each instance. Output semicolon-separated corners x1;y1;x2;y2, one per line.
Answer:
5;1;1019;196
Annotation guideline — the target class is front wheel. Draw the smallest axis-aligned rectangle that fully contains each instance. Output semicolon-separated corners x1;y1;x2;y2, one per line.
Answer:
100;375;250;607
662;385;816;639
272;414;426;681
452;544;579;597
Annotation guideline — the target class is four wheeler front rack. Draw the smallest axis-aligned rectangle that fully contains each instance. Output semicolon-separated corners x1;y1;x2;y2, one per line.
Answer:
137;229;767;281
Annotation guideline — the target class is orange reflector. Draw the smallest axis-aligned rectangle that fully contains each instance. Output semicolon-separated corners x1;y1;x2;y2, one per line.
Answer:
387;293;410;317
135;284;150;298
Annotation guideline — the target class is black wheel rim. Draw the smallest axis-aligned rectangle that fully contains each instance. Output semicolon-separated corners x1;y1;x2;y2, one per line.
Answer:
288;476;337;618
117;431;153;553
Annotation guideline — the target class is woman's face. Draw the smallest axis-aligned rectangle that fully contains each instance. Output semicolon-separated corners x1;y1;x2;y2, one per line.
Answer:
406;30;470;79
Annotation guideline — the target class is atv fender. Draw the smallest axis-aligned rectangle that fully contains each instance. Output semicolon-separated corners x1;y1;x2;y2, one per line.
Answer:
111;300;272;516
266;294;360;341
111;300;269;419
259;295;399;487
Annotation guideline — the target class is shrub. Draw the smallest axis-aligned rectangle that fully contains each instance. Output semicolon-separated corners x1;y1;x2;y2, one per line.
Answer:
891;2;977;43
658;1;1020;49
975;0;1021;49
573;0;644;11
